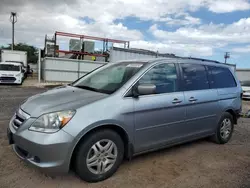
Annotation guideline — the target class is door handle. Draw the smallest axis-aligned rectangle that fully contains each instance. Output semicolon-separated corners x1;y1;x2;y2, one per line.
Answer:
172;98;182;104
189;97;198;102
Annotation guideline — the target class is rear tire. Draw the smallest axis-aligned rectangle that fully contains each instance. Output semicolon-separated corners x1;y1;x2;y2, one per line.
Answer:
74;129;124;183
212;112;234;144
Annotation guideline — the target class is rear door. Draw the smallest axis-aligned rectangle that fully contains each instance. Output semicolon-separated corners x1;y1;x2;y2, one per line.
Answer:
180;63;219;136
207;66;241;119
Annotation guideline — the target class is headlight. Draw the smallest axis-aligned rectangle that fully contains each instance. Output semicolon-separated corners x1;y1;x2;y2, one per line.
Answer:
29;110;75;133
16;73;21;77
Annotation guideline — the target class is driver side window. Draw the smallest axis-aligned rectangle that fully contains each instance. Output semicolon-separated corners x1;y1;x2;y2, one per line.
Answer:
138;63;178;94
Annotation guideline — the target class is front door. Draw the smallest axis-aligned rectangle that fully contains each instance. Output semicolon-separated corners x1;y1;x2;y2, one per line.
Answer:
133;62;186;153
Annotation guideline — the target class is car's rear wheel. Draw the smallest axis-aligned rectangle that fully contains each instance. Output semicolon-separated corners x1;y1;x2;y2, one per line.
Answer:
74;129;124;182
212;112;234;144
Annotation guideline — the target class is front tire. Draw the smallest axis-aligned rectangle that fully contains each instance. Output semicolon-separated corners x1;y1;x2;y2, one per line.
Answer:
212;112;234;144
74;129;124;182
17;81;22;86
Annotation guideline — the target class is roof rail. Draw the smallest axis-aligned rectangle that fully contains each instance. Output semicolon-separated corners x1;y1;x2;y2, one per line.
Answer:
179;57;221;64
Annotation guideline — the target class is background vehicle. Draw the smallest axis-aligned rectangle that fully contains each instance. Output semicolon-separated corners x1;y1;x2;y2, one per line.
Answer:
0;62;24;84
1;50;27;73
240;80;250;99
7;58;242;182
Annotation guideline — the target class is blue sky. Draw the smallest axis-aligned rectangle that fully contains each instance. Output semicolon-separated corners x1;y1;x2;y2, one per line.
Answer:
113;10;250;68
190;8;250;24
1;0;250;68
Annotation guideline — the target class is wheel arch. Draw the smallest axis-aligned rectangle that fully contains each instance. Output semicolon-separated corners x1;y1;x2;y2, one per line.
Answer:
225;109;237;124
70;124;133;170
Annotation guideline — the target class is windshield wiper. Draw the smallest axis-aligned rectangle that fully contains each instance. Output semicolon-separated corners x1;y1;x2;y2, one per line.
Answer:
74;85;112;94
74;85;100;92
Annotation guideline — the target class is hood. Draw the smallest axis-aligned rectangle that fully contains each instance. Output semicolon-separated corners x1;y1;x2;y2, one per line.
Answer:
21;86;109;117
242;86;250;92
0;70;20;76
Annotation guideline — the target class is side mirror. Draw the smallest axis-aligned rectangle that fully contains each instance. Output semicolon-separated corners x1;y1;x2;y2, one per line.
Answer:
133;84;156;97
22;69;25;73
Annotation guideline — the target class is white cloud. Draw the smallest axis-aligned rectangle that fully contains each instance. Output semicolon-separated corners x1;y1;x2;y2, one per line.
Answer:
147;17;250;56
232;45;250;53
0;11;143;48
128;41;213;56
158;13;201;26
207;0;250;13
0;0;250;58
114;39;213;56
150;17;250;45
1;0;249;22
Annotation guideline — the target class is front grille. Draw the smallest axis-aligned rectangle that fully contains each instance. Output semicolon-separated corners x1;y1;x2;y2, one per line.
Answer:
0;77;16;82
12;109;30;129
13;114;25;128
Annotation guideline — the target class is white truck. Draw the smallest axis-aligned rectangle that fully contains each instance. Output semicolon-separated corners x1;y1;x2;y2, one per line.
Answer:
0;62;25;85
1;50;28;71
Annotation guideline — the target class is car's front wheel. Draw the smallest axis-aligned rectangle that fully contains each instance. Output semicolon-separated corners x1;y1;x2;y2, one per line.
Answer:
17;81;22;86
74;129;124;182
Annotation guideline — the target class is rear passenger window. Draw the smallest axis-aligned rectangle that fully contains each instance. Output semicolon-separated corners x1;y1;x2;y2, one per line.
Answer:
181;64;209;91
208;66;236;88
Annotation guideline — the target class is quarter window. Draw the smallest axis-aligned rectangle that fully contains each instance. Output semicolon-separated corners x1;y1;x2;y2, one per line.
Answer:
181;64;209;91
207;66;236;88
138;63;178;94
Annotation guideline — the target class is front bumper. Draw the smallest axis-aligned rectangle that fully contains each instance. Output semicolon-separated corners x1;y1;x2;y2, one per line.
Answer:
242;93;250;99
8;116;74;174
0;77;22;84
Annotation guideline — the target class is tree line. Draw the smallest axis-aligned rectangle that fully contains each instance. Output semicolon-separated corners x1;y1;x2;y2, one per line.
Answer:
0;43;38;64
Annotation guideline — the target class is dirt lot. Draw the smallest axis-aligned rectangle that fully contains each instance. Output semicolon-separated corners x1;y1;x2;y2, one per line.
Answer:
0;86;249;188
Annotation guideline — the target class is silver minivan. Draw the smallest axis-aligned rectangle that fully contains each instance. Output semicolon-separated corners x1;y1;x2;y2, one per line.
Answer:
7;58;242;182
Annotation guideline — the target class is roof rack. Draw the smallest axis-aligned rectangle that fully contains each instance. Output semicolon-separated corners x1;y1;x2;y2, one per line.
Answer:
179;57;221;64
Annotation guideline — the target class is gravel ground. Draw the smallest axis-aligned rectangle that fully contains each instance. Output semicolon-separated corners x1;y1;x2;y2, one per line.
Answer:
0;86;249;188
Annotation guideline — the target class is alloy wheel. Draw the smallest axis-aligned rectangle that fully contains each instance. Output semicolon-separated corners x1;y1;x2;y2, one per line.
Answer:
86;139;118;175
220;118;232;140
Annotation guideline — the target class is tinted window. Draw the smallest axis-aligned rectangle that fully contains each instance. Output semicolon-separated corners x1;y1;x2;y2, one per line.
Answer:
208;66;236;88
138;63;178;94
181;64;209;91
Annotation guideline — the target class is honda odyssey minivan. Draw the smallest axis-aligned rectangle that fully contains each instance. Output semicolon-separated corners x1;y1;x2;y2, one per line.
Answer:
7;58;242;182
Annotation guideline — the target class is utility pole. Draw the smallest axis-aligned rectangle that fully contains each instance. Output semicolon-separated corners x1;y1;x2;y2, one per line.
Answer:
9;12;17;51
224;52;230;64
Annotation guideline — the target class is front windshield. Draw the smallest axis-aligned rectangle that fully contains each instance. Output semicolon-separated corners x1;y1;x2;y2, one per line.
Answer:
0;64;20;71
72;62;145;94
5;61;24;66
